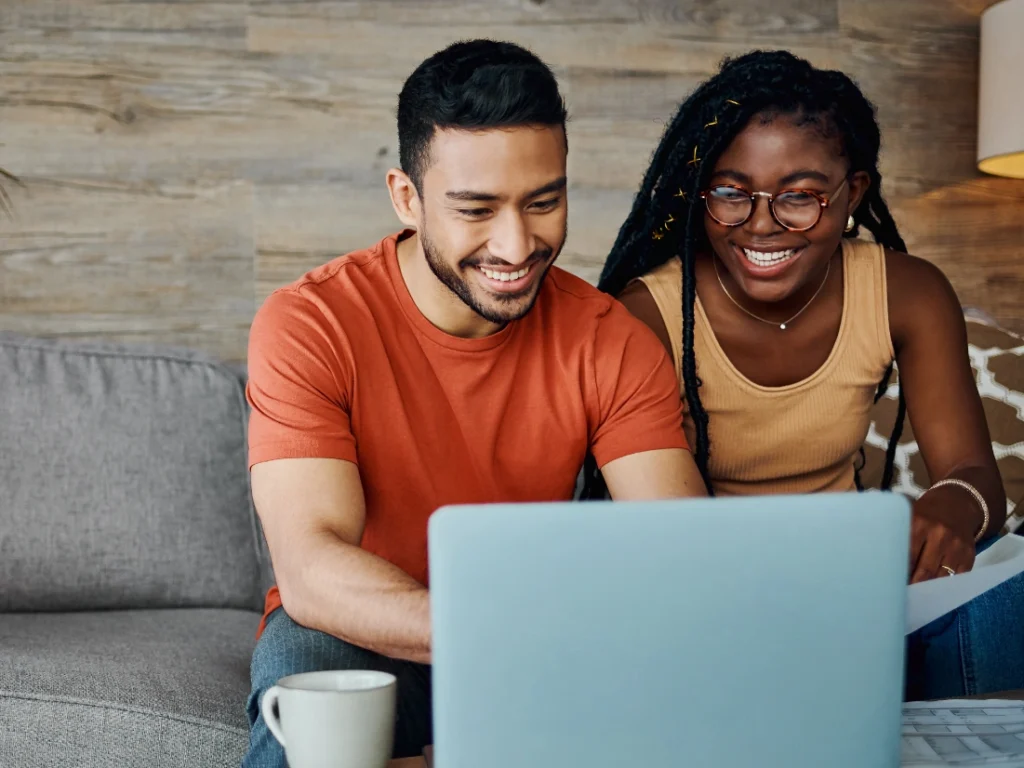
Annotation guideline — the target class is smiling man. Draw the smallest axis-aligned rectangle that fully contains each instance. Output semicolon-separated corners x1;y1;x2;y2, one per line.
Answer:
241;39;706;766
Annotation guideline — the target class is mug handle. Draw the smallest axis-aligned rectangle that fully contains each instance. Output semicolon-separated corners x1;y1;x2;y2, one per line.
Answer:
260;686;287;748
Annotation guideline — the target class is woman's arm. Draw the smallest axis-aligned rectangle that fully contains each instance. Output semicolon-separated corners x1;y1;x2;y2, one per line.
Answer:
886;250;1006;582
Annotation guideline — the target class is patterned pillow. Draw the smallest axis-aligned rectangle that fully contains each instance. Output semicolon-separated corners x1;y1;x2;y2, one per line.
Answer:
860;314;1024;534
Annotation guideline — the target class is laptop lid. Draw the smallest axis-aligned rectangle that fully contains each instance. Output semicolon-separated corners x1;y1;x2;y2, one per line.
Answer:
428;493;909;768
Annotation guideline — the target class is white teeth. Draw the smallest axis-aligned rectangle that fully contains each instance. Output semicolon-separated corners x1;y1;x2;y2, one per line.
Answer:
479;265;530;282
742;247;798;267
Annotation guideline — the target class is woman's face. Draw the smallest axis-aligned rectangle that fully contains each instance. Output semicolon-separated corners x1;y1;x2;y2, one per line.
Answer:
702;113;870;304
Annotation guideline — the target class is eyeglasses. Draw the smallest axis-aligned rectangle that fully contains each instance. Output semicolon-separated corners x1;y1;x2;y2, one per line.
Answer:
699;178;849;232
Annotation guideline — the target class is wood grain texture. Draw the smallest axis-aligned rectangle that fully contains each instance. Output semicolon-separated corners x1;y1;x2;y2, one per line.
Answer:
0;178;254;361
246;10;843;72
636;0;839;37
0;0;1021;354
891;178;1024;332
0;1;248;50
0;45;397;186
248;0;643;25
838;0;1003;35
254;182;398;303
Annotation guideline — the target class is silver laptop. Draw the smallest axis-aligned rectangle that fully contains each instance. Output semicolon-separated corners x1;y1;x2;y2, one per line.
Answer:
428;493;909;768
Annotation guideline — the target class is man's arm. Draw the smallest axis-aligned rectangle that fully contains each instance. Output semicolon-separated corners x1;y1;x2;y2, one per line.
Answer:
601;447;707;500
246;289;430;661
253;457;431;663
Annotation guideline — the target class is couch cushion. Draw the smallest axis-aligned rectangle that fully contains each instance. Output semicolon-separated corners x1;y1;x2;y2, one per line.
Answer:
0;609;258;768
0;334;264;611
861;317;1024;533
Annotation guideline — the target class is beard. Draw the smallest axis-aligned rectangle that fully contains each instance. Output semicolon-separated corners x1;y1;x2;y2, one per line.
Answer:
420;224;564;325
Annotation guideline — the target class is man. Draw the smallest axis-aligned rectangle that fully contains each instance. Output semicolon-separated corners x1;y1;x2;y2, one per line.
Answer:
242;39;706;766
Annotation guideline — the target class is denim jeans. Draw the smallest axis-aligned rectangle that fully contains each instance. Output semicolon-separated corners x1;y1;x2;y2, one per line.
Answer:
905;537;1024;700
242;608;433;768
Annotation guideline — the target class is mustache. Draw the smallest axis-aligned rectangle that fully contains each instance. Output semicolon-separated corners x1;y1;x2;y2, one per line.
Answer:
459;246;554;270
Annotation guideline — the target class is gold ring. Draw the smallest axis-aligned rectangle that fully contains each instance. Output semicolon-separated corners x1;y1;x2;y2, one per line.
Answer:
942;565;956;577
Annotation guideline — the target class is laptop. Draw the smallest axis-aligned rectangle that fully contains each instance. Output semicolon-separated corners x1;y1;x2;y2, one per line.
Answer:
427;493;910;768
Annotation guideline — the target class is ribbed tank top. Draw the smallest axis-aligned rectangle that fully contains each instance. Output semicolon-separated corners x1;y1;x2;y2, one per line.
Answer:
636;239;895;495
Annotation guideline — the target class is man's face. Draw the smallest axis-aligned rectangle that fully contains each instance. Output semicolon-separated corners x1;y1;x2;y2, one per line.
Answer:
416;125;568;325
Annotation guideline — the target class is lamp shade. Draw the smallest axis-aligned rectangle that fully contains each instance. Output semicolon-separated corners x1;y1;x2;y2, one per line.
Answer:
978;0;1024;178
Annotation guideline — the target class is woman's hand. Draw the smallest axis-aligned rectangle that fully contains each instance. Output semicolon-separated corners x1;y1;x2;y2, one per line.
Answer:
909;488;979;583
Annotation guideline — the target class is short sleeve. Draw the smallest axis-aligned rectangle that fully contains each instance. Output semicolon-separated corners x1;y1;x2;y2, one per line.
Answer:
246;288;358;468
588;301;688;468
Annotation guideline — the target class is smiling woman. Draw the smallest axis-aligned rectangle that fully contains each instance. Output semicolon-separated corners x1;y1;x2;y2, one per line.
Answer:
582;49;1024;701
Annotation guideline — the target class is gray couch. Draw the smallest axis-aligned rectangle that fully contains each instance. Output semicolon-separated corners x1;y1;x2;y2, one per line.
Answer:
0;333;271;767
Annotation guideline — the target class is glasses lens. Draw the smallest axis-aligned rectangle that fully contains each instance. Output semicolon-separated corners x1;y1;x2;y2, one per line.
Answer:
773;191;821;230
705;187;751;225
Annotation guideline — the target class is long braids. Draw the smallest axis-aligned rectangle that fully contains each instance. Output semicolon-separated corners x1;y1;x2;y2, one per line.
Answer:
582;50;909;499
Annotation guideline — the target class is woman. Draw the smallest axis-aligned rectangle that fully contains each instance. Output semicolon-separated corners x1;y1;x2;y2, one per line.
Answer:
586;50;1020;699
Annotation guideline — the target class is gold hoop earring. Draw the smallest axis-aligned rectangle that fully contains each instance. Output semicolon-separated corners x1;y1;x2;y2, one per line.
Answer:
845;215;856;233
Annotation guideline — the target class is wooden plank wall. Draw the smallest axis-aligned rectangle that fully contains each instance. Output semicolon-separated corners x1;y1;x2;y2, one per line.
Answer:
1;0;1021;362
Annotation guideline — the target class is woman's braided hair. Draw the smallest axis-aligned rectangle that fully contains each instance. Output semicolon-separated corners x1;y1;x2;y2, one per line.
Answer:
581;49;907;498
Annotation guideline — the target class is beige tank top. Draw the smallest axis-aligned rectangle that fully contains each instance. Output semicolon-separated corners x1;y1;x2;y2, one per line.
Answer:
636;239;895;496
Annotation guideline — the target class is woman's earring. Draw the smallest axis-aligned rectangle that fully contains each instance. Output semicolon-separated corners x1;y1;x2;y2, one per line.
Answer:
845;215;856;233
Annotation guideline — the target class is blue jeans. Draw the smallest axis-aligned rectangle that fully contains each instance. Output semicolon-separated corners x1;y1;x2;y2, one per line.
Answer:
905;537;1024;700
242;608;433;767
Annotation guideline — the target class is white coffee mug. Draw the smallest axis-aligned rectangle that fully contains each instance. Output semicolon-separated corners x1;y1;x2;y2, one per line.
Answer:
260;669;397;768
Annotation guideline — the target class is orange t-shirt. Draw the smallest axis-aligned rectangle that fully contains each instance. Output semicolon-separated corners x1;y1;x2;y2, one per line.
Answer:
246;230;687;633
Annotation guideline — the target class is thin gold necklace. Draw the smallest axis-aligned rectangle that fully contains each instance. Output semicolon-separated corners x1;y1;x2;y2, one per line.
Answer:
712;256;831;331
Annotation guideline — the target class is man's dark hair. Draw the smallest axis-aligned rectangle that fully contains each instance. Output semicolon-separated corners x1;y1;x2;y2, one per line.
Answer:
582;49;908;498
397;39;568;190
